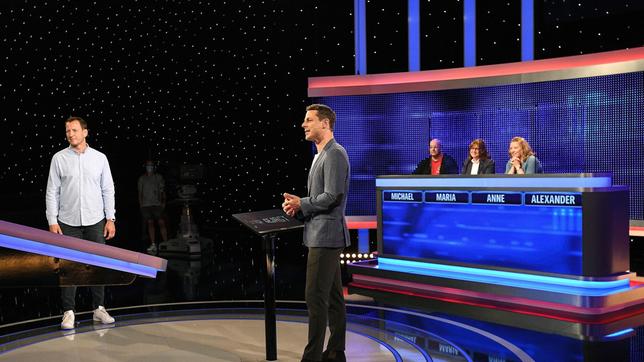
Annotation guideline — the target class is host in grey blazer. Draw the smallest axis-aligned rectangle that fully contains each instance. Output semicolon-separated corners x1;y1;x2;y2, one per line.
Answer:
283;104;350;362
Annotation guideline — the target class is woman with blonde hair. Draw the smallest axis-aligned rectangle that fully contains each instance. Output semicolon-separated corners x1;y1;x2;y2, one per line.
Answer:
505;137;543;174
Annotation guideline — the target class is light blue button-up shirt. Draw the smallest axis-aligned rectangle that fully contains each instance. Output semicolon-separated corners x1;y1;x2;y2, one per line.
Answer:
45;145;116;226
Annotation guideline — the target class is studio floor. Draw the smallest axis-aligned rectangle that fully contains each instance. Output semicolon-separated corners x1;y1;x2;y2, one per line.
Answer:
2;231;644;361
2;300;643;361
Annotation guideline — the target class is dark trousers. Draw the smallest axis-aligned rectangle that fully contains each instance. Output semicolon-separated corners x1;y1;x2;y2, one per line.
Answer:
302;247;346;361
59;220;106;311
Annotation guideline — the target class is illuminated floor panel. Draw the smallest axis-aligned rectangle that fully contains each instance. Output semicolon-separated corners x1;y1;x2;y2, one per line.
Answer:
0;303;549;362
0;320;396;362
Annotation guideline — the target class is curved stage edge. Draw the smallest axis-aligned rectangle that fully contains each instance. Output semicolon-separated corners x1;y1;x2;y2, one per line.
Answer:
1;300;640;362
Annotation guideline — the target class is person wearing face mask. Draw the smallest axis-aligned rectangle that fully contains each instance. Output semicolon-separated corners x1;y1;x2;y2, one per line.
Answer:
462;139;495;175
138;160;167;254
505;137;543;174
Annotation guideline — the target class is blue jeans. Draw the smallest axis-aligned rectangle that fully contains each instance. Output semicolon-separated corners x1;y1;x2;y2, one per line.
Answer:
59;220;106;311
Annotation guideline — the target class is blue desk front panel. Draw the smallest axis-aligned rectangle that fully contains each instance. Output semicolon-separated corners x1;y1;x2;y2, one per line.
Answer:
381;190;583;276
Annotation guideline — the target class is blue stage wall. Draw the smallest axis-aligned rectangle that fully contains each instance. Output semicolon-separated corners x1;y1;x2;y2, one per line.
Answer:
315;71;644;219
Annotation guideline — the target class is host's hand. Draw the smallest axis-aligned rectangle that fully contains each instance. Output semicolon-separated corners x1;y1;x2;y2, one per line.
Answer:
49;224;63;235
282;192;301;217
104;220;116;240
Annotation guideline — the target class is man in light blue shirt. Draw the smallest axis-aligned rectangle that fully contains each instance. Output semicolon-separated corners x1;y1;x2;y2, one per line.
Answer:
45;116;117;330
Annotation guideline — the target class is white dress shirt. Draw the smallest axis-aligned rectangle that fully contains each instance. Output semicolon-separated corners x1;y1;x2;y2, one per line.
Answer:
46;145;115;226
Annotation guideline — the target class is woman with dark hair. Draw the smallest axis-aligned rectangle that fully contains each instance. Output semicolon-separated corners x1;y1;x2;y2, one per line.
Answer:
505;136;543;174
462;139;495;175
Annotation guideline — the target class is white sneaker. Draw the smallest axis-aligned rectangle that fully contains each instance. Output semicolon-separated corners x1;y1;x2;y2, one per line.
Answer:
61;310;75;330
147;243;157;254
93;306;115;324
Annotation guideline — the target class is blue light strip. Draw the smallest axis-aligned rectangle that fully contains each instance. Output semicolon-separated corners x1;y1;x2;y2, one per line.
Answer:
354;0;367;75
393;333;433;362
521;0;534;61
408;0;420;71
376;176;612;188
0;234;160;278
358;229;369;253
377;258;630;295
603;328;635;339
353;330;404;362
463;0;476;67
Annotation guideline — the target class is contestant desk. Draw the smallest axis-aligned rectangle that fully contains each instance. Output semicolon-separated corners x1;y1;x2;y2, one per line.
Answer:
347;174;644;336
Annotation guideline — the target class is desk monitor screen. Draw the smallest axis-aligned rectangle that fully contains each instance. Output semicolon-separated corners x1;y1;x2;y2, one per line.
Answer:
232;209;303;235
380;189;584;276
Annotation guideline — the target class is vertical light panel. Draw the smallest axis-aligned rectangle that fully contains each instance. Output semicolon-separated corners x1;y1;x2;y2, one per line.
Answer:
358;229;369;253
408;0;420;71
463;0;476;67
521;0;534;61
354;0;367;75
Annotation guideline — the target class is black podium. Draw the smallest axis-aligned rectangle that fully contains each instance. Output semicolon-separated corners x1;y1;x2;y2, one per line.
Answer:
232;209;303;361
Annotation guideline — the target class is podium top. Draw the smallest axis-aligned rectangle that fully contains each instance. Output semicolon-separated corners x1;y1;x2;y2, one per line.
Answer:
232;209;303;235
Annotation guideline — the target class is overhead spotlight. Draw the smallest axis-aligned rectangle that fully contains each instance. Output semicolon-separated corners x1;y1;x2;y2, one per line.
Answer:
340;253;345;258
351;253;357;258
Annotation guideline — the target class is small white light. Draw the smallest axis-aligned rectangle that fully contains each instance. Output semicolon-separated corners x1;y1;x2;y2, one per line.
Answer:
370;253;374;258
357;253;363;258
340;253;344;258
351;253;356;258
340;260;345;264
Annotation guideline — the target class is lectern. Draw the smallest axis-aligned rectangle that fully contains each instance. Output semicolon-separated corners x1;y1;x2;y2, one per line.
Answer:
232;209;303;361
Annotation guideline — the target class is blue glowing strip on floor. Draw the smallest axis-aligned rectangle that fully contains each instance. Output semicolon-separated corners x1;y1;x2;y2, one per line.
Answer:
604;328;634;339
394;333;433;362
352;330;404;362
377;258;630;295
360;313;473;362
376;176;611;188
521;0;534;61
0;234;159;278
354;0;367;75
408;0;420;72
463;0;476;67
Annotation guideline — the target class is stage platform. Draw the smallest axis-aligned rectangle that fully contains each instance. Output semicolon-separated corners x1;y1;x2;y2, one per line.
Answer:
0;301;465;362
1;300;642;361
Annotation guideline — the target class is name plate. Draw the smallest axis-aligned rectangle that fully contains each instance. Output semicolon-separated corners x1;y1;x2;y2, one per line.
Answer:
425;191;469;203
383;191;423;202
525;192;582;207
471;192;522;205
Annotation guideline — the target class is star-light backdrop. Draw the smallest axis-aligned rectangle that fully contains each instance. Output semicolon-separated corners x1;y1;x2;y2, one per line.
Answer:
0;0;642;325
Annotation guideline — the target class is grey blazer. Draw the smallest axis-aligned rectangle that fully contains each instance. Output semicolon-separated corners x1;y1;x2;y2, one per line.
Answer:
299;139;351;248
